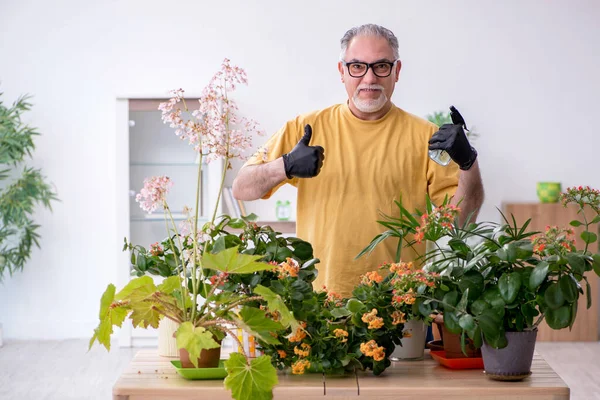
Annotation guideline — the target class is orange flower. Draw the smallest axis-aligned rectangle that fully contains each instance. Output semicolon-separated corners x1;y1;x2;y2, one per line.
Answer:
360;340;386;361
360;271;383;286
391;310;406;325
291;359;311;375
288;321;307;342
277;257;300;279
361;309;385;330
333;328;349;343
294;343;311;358
277;350;287;359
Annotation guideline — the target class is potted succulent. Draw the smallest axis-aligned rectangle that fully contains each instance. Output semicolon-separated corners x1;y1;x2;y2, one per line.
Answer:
388;187;600;379
89;60;302;400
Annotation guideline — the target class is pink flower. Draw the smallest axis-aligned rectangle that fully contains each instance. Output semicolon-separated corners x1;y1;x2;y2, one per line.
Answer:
135;176;173;213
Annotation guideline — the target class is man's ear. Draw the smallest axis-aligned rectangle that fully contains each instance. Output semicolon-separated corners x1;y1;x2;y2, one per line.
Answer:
338;61;345;82
395;60;402;82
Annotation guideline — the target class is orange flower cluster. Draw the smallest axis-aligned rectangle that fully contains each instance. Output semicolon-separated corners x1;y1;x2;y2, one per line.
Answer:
390;310;406;325
277;350;287;359
414;204;460;243
149;242;164;256
392;289;416;306
276;257;300;279
360;270;383;286
294;343;311;358
324;289;343;307
291;359;311;375
531;226;576;256
333;328;349;343
360;340;385;361
361;308;384;330
561;186;600;213
288;321;307;342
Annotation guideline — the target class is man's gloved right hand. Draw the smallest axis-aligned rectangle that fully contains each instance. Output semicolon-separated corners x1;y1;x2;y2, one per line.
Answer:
282;124;325;179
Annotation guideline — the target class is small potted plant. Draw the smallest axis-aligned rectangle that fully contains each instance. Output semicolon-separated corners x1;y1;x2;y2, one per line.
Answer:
89;60;301;400
382;261;438;361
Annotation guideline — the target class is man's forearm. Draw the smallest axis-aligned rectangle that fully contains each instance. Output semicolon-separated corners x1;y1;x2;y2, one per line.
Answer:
451;160;484;225
232;158;287;201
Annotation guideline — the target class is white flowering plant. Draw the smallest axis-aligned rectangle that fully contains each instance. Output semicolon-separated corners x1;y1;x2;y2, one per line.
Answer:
89;59;298;400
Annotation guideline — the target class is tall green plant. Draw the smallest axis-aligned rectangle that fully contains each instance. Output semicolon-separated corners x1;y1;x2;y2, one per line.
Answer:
0;92;57;280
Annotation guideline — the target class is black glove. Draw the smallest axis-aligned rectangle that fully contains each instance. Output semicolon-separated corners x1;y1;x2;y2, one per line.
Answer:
428;106;478;171
282;124;325;179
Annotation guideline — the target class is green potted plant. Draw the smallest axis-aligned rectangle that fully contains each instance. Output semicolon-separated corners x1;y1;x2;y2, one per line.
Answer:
392;186;600;379
0;92;57;281
89;59;302;400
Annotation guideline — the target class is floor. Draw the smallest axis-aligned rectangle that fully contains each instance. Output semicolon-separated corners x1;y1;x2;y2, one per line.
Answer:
0;340;598;399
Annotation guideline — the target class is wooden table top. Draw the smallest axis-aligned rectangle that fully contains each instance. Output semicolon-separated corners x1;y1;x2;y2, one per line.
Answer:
113;350;569;400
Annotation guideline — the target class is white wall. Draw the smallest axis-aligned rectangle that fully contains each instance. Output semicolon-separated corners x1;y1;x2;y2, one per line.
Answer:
0;0;599;339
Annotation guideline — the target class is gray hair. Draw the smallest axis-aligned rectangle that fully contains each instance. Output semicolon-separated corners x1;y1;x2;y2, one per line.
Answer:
339;24;399;61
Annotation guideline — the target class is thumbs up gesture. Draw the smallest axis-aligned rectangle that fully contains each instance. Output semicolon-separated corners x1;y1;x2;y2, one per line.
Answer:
282;124;325;179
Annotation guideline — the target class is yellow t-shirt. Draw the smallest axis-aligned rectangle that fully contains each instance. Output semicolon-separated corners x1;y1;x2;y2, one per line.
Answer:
244;103;459;297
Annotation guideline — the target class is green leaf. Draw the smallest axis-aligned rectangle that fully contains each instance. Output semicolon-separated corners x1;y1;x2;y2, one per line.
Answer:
544;282;565;310
448;238;470;257
456;289;469;313
586;280;592;309
482;287;505;309
292;241;313;260
253;285;299;332
569;220;583;227
566;253;586;275
202;246;272;274
442;291;459;310
232;307;283;345
568;299;578;330
593;254;600;277
457;270;484;301
558;275;578;303
175;322;220;368
470;299;489;316
459;314;475;331
545;306;570;329
346;298;367;313
581;231;598;245
330;307;352;318
115;276;156;301
529;261;549;289
443;311;461;334
224;353;278;400
498;272;521;304
157;276;182;294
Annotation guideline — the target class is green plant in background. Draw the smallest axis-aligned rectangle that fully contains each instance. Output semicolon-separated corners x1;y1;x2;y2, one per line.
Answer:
0;92;57;281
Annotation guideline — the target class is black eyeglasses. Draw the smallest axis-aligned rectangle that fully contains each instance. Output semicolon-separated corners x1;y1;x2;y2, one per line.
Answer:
342;60;397;78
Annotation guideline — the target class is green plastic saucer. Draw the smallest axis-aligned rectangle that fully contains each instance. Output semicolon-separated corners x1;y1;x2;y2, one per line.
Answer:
170;360;228;380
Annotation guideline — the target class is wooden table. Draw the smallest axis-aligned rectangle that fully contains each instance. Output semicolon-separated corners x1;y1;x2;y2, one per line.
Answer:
113;350;569;399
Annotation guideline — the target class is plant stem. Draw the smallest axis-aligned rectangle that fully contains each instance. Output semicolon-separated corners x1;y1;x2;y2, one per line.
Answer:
163;202;189;321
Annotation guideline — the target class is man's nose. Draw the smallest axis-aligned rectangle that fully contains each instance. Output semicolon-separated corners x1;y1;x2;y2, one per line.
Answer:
362;67;378;82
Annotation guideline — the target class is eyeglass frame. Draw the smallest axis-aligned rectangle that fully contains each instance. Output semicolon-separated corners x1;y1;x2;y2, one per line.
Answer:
341;59;399;78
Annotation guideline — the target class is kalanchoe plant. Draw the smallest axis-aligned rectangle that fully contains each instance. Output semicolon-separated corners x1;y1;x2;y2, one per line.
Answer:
257;262;405;377
89;59;298;400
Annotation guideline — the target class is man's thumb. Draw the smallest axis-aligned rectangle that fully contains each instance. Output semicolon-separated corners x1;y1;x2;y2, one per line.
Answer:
299;124;312;146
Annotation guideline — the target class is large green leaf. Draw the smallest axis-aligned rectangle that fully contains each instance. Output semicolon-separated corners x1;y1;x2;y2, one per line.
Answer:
346;298;367;313
559;275;578;303
544;282;565;310
158;276;182;294
202;246;272;274
498;272;521;304
224;353;278;400
175;322;220;368
592;254;600;277
457;271;483;301
115;276;157;301
545;306;570;329
458;314;475;331
89;284;129;351
566;253;586;276
581;231;598;245
443;311;461;334
253;285;299;332
231;307;283;345
529;261;549;289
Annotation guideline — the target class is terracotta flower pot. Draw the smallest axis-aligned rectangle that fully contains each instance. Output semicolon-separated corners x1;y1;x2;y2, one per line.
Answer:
179;345;222;368
433;314;481;359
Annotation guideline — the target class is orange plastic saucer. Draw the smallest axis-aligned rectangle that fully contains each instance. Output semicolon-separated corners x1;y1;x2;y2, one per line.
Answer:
429;350;484;370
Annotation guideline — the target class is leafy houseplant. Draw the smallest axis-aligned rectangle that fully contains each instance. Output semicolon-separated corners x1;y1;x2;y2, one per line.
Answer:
89;59;300;400
0;92;57;281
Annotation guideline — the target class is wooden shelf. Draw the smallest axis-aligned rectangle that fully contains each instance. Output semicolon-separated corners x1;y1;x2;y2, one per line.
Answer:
502;202;599;342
